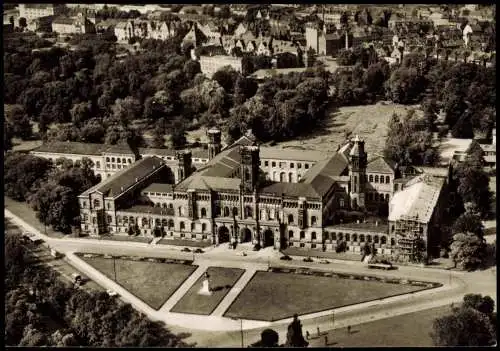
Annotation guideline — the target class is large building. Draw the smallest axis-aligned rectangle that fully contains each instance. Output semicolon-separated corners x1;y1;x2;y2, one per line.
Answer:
199;55;243;77
18;4;64;21
63;129;449;260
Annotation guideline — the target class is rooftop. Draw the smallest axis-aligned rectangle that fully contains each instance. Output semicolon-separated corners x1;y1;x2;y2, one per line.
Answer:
259;146;328;162
438;138;473;165
389;175;445;224
326;220;389;233
261;182;321;199
142;183;174;194
119;204;175;216
366;156;396;174
32;141;108;156
81;157;165;199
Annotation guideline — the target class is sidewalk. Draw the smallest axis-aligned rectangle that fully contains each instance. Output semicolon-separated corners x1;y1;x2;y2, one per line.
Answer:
212;268;258;316
159;264;209;312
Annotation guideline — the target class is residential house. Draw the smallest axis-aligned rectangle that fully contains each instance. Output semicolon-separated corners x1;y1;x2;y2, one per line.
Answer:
256;37;273;56
234;22;248;37
199;55;243;78
27;15;54;32
19;4;65;21
181;23;207;50
390;46;403;64
271;39;299;56
114;21;128;41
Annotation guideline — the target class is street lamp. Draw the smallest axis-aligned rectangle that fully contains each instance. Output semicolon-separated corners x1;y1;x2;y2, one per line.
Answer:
231;317;244;347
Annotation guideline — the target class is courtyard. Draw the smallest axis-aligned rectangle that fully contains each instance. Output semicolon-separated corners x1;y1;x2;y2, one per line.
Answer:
224;270;429;321
81;255;197;310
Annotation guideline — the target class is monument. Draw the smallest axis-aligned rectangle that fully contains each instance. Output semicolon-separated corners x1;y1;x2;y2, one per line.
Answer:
198;272;212;296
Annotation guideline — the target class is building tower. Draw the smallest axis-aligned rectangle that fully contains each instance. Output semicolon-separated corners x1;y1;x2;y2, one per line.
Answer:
239;145;260;193
176;150;192;183
349;135;367;210
207;127;222;160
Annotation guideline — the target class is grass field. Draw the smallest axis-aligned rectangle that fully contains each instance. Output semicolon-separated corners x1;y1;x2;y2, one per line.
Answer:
308;305;453;347
276;103;422;156
224;271;426;321
5;196;66;238
82;256;197;310
171;267;244;315
81;234;153;244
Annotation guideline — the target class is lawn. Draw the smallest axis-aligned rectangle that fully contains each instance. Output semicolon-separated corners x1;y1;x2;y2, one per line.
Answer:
82;256;198;310
224;271;427;321
276;103;422;156
170;267;244;315
282;247;361;261
308;305;454;347
81;234;153;244
5;196;66;238
158;238;213;248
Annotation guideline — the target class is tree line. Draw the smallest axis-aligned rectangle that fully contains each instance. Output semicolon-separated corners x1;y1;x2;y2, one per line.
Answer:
5;232;192;347
4;153;100;234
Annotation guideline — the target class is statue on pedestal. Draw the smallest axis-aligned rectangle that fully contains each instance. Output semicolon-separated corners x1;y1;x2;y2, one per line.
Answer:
198;272;212;296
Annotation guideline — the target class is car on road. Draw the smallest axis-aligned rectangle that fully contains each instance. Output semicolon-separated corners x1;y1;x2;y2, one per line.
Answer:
182;247;192;252
280;255;292;260
303;257;314;262
319;259;330;264
107;289;118;297
194;248;204;254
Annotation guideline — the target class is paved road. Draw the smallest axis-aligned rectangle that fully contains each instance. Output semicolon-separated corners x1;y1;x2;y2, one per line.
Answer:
6;209;496;347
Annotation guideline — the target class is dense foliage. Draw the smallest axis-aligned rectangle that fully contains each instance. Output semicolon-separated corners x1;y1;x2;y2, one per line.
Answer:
4;153;100;234
4;232;192;347
431;294;496;346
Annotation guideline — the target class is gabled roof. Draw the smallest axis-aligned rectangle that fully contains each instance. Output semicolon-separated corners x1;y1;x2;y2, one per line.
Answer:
367;156;396;174
261;182;321;199
388;175;445;223
299;152;349;197
32;141;107;156
259;147;326;162
142;183;174;194
81;157;165;199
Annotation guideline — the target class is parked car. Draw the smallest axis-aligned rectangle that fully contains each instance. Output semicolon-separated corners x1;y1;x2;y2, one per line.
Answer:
319;259;330;264
107;289;118;297
181;247;191;252
280;255;292;261
194;248;204;254
303;257;314;262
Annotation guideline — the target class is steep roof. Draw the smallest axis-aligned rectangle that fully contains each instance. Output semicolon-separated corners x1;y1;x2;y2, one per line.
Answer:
388;175;445;224
299;152;349;197
366;156;396;174
81;157;165;199
261;182;321;199
142;183;174;194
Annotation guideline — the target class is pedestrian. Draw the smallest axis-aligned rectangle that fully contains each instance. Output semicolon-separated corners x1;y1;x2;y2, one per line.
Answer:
324;335;328;346
305;330;310;340
347;325;351;334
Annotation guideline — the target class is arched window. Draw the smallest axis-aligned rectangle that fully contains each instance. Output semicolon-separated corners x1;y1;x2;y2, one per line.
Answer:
375;175;379;183
288;230;293;238
369;174;373;182
117;158;121;163
386;176;390;183
123;217;129;225
180;222;185;230
374;236;379;244
142;217;148;227
360;234;365;242
345;233;350;241
162;219;168;227
129;217;135;224
311;216;317;226
385;194;389;202
93;199;100;208
367;235;372;243
338;232;343;241
381;236;387;245
96;161;101;169
288;214;294;224
280;172;285;182
352;233;358;242
232;207;238;217
162;203;167;208
117;216;122;224
288;173;293;182
273;171;277;181
106;157;110;162
123;158;127;163
380;176;384;184
390;238;395;246
155;218;160;226
169;203;173;209
224;207;230;217
168;219;174;228
339;198;345;208
311;232;317;240
191;222;195;231
331;232;337;240
201;208;207;218
111;157;115;162
202;223;207;232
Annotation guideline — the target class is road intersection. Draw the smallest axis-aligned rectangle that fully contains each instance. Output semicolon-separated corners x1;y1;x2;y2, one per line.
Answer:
5;208;496;347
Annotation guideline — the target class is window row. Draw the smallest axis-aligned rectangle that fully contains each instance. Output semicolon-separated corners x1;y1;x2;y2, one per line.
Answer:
262;160;310;170
367;193;390;202
112;216;209;232
105;157;133;164
368;174;391;184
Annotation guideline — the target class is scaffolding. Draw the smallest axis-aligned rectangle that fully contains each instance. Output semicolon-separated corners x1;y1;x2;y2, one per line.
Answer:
395;214;422;261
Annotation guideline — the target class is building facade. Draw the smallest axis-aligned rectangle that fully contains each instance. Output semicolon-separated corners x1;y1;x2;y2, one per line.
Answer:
199;55;243;77
72;129;448;259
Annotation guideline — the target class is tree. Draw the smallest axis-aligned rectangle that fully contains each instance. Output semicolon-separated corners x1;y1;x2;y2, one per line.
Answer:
250;329;280;347
4;122;14;151
452;212;484;238
450;232;487;271
170;120;187;149
462;294;495;317
4;153;53;201
212;66;240;93
70;101;93;128
431;306;495;346
452;159;491;217
5;105;32;140
19;325;48;346
80;119;106;143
